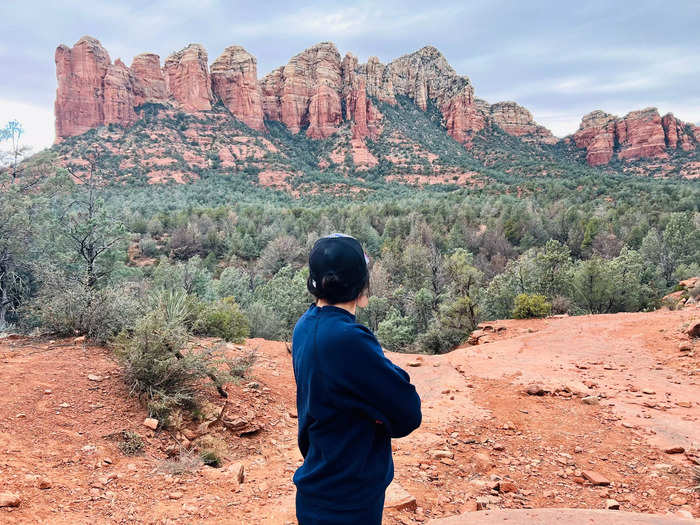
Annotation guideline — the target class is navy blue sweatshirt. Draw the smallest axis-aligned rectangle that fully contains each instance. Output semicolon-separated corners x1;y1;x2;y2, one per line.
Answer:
292;304;422;512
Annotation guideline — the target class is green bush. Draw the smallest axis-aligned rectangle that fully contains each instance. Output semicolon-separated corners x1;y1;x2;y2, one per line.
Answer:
139;235;158;257
192;296;249;342
22;277;142;344
114;290;244;423
512;293;552;319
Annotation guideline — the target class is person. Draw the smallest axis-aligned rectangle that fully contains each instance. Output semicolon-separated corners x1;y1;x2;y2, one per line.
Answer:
292;233;422;525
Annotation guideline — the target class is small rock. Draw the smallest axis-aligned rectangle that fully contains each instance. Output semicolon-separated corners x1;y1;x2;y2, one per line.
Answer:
169;491;183;500
59;403;71;408
664;446;685;454
0;492;21;507
679;341;692;352
37;478;52;490
44;389;52;394
525;384;546;396
143;417;159;430
498;481;517;493
475;497;489;510
642;388;656;395
407;361;421;367
73;335;86;344
471;452;494;473
668;494;688;506
430;449;454;459
384;481;417;511
227;462;245;484
182;503;198;513
288;411;298;419
493;443;505;451
582;470;610;486
574;446;583;453
582;396;599;405
605;499;620;510
87;374;103;382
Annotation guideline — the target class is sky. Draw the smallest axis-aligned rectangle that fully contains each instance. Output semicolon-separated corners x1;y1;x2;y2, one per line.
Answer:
1;0;699;153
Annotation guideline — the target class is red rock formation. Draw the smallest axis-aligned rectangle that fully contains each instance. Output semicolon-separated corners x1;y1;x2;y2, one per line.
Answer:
384;46;486;145
489;102;557;145
102;59;136;127
260;68;284;122
131;53;168;106
616;108;668;161
164;44;213;112
573;111;619;166
440;87;486;145
662;113;696;151
261;42;343;138
342;53;382;140
54;36;112;140
573;108;698;165
211;46;264;131
360;56;395;105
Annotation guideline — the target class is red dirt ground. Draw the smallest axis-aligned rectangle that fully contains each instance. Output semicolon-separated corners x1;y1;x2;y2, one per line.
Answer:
1;308;698;524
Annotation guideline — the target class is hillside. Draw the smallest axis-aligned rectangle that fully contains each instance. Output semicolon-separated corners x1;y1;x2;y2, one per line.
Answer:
1;309;698;523
45;36;700;189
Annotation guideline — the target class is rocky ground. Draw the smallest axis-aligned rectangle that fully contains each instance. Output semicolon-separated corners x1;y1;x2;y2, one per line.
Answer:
1;308;699;524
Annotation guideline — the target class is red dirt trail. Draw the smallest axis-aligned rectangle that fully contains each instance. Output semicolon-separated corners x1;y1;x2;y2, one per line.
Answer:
1;308;698;524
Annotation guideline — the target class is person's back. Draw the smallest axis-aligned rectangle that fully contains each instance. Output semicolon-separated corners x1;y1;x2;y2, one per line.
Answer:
292;234;422;525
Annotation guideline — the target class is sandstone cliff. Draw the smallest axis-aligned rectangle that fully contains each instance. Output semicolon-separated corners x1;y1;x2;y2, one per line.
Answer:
211;46;264;131
53;36;697;175
573;108;698;166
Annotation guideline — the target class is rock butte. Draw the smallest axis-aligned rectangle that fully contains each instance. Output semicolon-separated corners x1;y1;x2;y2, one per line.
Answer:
54;36;699;167
572;108;699;166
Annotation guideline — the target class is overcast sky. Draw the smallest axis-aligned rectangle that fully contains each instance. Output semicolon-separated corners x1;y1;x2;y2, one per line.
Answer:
1;0;698;152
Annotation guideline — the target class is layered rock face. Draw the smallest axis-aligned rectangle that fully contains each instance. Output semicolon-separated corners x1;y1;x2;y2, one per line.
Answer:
163;44;213;112
573;108;698;166
573;111;618;166
56;35;696;172
55;36;113;139
341;53;382;140
210;46;264;131
131;53;168;106
260;42;343;139
489;102;557;145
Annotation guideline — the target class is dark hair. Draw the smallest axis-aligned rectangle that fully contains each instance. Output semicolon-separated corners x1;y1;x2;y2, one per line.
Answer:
307;270;369;304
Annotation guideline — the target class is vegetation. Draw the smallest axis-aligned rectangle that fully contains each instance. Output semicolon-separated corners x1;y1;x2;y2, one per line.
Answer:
1;102;699;360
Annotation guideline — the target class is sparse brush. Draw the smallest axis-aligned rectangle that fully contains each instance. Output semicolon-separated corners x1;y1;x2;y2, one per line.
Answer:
114;289;234;423
157;448;203;475
118;431;144;456
196;435;227;468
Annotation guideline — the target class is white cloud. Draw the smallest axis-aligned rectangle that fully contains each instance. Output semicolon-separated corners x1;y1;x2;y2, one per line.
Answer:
0;99;54;153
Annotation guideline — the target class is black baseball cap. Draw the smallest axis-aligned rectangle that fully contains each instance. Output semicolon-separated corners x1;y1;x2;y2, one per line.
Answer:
307;233;370;303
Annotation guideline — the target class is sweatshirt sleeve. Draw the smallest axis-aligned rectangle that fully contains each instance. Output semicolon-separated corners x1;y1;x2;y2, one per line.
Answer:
323;324;422;438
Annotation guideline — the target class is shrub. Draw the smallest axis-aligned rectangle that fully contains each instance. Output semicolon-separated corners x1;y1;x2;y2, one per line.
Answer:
157;449;203;475
114;290;239;423
139;235;158;257
196;435;227;468
118;431;144;456
376;309;415;351
512;293;552;319
550;295;571;315
22;278;142;344
192;297;250;342
245;301;285;340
